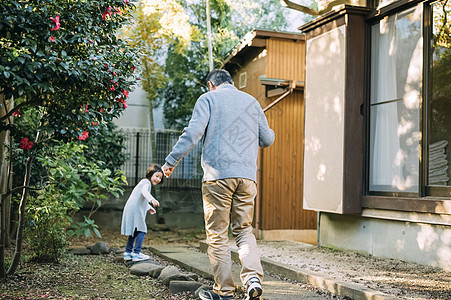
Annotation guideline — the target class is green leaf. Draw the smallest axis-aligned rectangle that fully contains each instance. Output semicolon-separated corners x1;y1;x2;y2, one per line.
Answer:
93;227;102;238
84;228;91;238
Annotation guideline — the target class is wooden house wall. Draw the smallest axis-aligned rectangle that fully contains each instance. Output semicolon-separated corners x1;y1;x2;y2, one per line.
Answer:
266;38;306;82
261;38;316;230
230;49;267;107
261;92;316;230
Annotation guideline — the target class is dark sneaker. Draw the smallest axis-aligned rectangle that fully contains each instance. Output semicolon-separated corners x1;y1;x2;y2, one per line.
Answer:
198;288;233;300
245;277;262;300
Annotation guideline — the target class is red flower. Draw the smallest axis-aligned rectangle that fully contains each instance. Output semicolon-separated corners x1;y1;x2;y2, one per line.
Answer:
102;7;113;19
13;110;21;117
110;85;115;91
120;99;128;109
99;108;104;113
123;89;129;98
19;137;33;150
131;66;135;71
78;131;89;141
113;72;117;76
125;0;129;4
92;122;99;126
49;37;56;42
50;15;60;31
81;104;88;113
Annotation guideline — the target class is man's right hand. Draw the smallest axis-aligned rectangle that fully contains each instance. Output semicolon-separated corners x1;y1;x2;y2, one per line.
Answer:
162;163;175;178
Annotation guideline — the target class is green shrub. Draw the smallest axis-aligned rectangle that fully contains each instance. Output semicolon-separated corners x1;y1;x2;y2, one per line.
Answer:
25;188;71;262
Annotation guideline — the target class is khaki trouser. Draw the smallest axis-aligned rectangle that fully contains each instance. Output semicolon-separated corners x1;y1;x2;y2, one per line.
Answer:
202;178;264;297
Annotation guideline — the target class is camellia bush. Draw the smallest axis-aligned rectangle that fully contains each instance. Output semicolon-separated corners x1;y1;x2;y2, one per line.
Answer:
0;0;138;277
25;141;127;262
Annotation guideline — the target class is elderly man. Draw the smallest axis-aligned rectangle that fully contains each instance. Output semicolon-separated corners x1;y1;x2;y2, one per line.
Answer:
162;69;275;300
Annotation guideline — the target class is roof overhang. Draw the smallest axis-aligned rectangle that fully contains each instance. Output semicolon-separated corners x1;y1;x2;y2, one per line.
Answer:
222;29;305;68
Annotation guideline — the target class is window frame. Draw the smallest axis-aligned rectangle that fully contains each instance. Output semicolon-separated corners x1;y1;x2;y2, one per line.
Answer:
364;0;451;213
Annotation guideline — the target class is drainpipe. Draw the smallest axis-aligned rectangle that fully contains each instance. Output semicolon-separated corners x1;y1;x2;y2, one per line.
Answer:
255;149;262;239
263;85;293;112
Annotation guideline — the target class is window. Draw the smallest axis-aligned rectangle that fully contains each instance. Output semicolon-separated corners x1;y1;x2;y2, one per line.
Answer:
239;72;247;89
368;0;451;196
427;0;451;194
369;4;422;193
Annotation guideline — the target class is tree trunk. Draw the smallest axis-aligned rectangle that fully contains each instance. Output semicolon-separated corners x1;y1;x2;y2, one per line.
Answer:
0;94;13;279
7;131;41;276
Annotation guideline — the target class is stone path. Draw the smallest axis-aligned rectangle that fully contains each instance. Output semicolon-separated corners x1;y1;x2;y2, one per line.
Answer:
149;244;332;300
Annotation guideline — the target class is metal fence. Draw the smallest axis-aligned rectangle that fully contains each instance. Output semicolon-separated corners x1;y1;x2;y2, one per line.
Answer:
120;128;203;188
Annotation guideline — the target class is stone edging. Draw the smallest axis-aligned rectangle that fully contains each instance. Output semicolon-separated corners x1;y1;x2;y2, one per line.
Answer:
199;241;401;300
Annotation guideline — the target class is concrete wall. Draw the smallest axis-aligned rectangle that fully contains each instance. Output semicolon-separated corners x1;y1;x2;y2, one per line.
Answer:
319;212;451;271
76;187;204;231
113;84;165;130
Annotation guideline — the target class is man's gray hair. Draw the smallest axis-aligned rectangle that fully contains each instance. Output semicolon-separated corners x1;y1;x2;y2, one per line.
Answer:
206;69;233;86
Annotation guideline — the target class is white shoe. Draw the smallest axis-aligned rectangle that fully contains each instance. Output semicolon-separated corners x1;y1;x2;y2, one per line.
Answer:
132;252;150;261
245;277;262;300
123;252;132;261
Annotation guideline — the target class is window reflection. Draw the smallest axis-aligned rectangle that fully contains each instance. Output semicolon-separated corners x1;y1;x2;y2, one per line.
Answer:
369;5;422;193
428;0;451;186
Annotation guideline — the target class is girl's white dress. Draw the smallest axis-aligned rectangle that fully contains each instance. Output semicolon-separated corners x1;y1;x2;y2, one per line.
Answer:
121;178;154;236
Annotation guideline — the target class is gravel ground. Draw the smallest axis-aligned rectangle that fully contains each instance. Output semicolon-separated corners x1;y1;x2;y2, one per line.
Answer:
257;240;451;300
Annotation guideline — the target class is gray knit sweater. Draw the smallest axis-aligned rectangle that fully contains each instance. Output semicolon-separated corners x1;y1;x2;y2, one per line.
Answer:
165;84;275;182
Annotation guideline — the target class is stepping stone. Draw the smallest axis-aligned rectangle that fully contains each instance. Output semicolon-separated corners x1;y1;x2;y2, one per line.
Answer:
130;262;163;276
169;280;203;295
68;247;91;255
125;258;158;267
88;241;110;255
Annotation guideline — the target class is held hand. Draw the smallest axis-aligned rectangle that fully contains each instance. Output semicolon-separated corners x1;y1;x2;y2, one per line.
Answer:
151;199;160;207
162;163;175;178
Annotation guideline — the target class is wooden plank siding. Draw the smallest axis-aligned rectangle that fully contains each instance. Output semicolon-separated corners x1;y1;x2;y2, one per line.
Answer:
266;38;306;82
261;92;317;230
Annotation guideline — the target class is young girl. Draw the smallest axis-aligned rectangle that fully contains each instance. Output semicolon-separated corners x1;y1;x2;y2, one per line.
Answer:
121;164;164;261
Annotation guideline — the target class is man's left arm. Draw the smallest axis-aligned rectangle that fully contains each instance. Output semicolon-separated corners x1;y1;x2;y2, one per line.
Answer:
258;108;275;148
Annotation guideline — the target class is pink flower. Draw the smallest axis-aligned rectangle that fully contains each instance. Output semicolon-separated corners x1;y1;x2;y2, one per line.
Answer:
113;72;117;76
123;89;129;98
50;15;60;31
110;85;115;91
19;137;33;150
92;57;98;60
49;37;56;42
125;0;130;4
78;131;89;141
